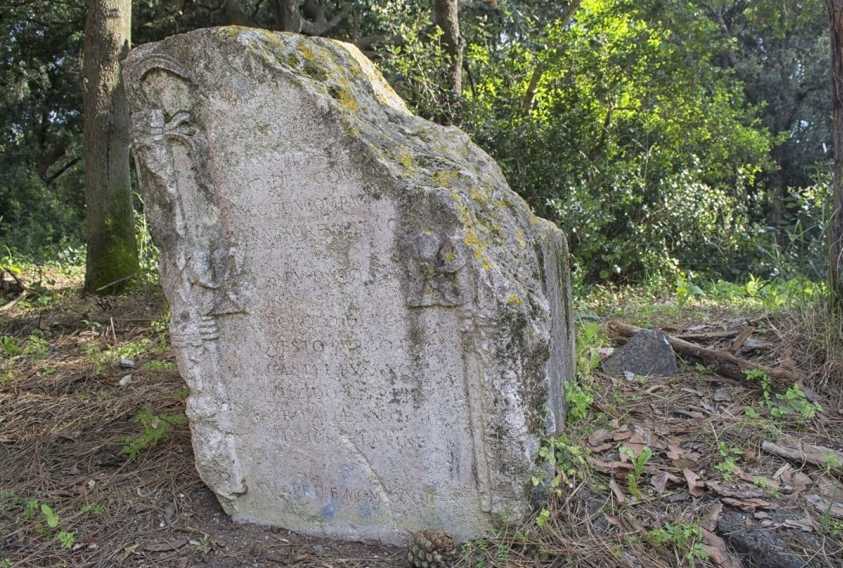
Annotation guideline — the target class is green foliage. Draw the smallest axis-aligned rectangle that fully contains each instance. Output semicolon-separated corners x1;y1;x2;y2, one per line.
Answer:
40;503;59;528
646;522;709;565
0;336;21;358
83;338;153;375
1;333;49;360
576;321;608;375
463;0;774;283
121;407;187;459
56;530;76;550
565;382;593;424
619;445;652;499
746;369;821;421
675;273;705;307
534;435;589;493
714;443;743;481
12;497;77;550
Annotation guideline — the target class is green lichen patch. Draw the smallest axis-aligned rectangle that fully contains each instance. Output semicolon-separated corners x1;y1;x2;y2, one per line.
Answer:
432;169;460;188
397;148;416;172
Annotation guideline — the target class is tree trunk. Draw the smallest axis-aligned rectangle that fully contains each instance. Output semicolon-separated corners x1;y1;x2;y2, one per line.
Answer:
432;0;462;100
274;0;302;32
828;0;843;304
83;0;138;294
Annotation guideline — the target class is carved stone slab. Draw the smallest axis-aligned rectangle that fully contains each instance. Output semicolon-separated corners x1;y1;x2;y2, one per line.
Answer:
124;27;574;545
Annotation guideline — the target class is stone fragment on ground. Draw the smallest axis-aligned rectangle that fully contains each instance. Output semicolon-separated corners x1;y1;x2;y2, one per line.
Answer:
124;27;575;544
717;510;827;568
602;329;678;377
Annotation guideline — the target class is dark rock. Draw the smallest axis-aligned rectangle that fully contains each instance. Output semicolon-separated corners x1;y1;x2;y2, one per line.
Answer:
602;330;678;377
717;511;827;568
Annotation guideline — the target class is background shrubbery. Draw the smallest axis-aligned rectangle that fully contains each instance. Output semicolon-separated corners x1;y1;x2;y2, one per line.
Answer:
0;0;833;286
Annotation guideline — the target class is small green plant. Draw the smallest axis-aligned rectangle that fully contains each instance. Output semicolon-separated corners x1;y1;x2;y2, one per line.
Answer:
1;558;12;568
40;503;59;528
0;336;21;357
620;446;652;498
23;498;40;520
80;502;105;515
83;338;155;375
533;435;589;492
822;452;843;475
714;443;743;481
121;407;187;459
57;530;76;549
647;522;709;566
22;333;50;359
819;506;843;537
16;499;77;549
751;476;780;497
744;406;761;419
744;274;764;298
576;321;608;375
565;382;593;424
536;507;551;528
770;385;822;421
675;273;704;307
745;368;772;404
745;370;821;421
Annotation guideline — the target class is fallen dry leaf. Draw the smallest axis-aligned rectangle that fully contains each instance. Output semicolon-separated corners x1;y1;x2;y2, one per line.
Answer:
683;469;705;497
609;478;626;505
702;502;723;532
650;471;680;494
720;497;771;512
702;528;742;568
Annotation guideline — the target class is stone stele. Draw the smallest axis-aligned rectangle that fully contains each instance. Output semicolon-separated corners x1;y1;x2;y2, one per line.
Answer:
124;27;575;544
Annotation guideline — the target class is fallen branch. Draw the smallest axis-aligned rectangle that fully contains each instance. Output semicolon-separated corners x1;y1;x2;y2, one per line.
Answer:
607;321;802;384
0;266;28;312
761;438;843;469
0;289;28;312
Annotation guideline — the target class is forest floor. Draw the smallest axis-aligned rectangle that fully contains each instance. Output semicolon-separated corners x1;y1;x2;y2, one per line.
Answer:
1;267;842;567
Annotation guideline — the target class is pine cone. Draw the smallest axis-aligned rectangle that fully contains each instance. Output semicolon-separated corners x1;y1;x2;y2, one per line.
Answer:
407;530;457;568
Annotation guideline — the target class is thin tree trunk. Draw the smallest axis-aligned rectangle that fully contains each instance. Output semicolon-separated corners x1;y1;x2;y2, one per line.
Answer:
828;0;843;304
432;0;462;99
274;0;302;32
83;0;138;294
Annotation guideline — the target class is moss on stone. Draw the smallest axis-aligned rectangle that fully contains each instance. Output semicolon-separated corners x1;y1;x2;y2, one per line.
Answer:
515;228;527;249
432;169;459;188
506;293;524;306
397;148;416;172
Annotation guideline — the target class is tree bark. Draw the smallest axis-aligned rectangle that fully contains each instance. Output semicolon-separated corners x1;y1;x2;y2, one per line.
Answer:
828;0;843;304
432;0;462;99
83;0;138;294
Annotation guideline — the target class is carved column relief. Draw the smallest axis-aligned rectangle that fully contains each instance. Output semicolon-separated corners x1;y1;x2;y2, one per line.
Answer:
127;52;247;502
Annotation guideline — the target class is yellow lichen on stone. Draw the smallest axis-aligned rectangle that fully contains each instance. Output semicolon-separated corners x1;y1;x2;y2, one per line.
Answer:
433;169;459;188
297;43;317;62
337;86;359;112
515;228;527;249
464;228;492;271
452;196;493;271
506;293;524;306
397;148;416;172
469;186;489;206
